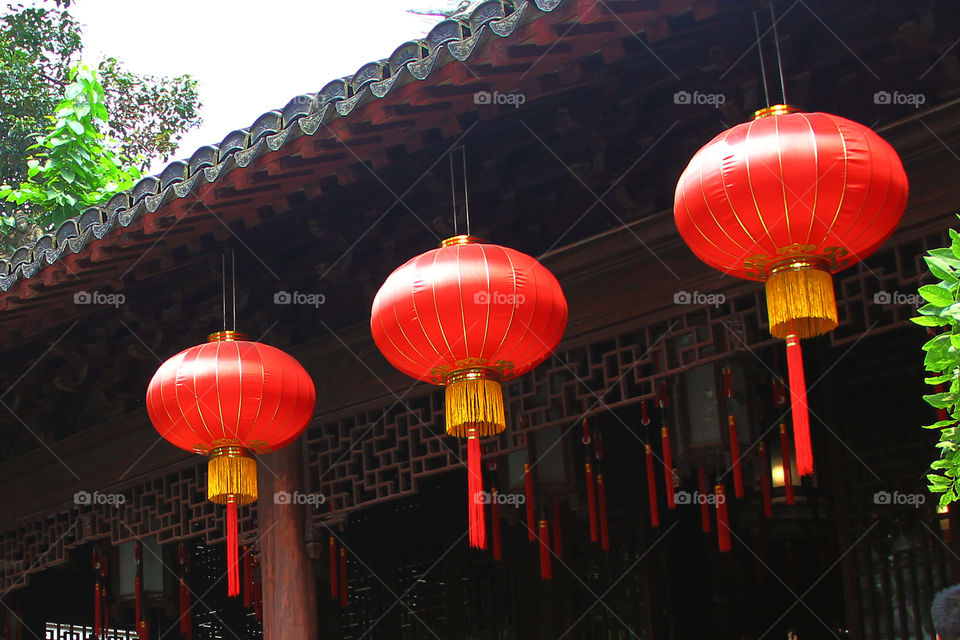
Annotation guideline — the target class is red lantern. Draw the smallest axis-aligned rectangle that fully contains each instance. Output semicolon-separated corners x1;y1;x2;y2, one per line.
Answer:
371;235;568;548
674;105;908;476
146;330;316;596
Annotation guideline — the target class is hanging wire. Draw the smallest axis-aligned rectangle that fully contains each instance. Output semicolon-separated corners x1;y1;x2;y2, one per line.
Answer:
753;11;770;108
450;150;459;236
221;253;227;332
770;1;787;105
231;250;237;331
462;146;471;236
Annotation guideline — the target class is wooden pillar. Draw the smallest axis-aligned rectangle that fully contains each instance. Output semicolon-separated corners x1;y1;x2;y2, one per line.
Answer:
258;438;318;640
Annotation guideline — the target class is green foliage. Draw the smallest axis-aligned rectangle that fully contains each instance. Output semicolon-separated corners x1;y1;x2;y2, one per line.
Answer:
0;64;141;230
914;224;960;507
98;57;201;169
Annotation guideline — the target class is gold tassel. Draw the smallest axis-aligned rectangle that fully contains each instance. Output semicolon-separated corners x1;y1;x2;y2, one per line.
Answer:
208;447;258;505
764;260;838;339
444;369;506;438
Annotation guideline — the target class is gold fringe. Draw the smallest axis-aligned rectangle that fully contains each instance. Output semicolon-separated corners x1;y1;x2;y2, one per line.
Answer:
445;376;506;438
765;264;838;339
207;448;258;505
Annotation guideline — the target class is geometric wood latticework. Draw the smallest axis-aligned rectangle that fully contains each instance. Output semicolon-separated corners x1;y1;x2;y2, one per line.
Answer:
0;227;944;592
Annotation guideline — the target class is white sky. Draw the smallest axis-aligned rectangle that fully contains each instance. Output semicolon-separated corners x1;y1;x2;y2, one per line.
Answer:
70;0;453;172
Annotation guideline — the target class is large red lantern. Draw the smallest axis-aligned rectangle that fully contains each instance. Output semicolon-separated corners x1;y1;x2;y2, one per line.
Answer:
146;331;316;596
675;105;908;476
371;235;567;548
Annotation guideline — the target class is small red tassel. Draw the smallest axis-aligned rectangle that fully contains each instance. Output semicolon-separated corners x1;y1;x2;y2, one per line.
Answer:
179;577;191;637
662;426;675;509
594;432;604;460
658;380;669;408
936;383;950;420
134;541;142;626
94;577;102;638
780;423;796;505
226;499;240;597
253;555;263;622
524;463;536;541
102;585;108;638
339;547;348;608
697;468;711;533
552;503;562;558
490;489;502;562
759;443;773;519
785;334;814;476
716;484;731;552
467;433;486;549
538;519;552;580
585;462;598;543
582;412;591;444
597;474;610;551
723;366;733;399
728;415;744;499
138;619;149;640
645;444;660;528
641;400;650;426
329;536;338;598
243;546;253;608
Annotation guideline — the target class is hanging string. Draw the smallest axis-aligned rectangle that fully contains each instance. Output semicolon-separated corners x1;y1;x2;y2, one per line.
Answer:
448;146;472;236
462;146;471;236
449;150;459;236
231;250;237;331
221;253;227;332
753;11;770;108
770;2;787;104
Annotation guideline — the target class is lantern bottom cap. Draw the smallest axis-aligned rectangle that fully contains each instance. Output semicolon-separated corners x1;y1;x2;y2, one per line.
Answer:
765;263;838;339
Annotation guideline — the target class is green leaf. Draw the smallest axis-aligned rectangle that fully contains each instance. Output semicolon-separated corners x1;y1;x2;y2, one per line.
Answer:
913;315;949;327
921;284;955;306
66;119;84;135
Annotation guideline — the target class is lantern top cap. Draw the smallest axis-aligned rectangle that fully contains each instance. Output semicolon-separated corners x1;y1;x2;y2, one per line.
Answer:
207;330;248;342
440;235;483;247
752;104;800;119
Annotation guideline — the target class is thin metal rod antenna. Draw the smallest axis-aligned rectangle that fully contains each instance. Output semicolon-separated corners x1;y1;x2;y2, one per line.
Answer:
462;146;471;236
221;253;227;332
231;250;237;331
450;150;459;236
753;11;771;108
770;1;787;105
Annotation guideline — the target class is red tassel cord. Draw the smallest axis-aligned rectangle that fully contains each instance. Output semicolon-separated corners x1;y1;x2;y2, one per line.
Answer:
645;444;660;527
785;333;813;476
102;583;108;639
179;578;192;639
226;498;240;597
467;431;486;549
242;545;253;609
697;468;711;533
329;536;338;599
658;379;669;408
597;474;610;551
538;519;552;580
759;443;773;519
716;484;731;552
552;503;563;559
339;547;348;608
662;426;675;509
641;400;650;426
723;366;733;399
524;462;536;541
253;554;263;622
490;489;502;562
936;383;950;420
728;415;744;499
585;462;598;543
134;541;142;627
780;423;796;505
94;576;102;638
582;409;591;445
93;549;102;639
